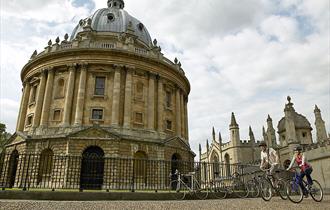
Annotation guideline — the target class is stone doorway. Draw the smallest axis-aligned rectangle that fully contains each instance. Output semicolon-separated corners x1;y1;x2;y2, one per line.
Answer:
80;146;104;190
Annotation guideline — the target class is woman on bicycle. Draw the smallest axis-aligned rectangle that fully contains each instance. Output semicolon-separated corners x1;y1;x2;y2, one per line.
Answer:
286;145;313;196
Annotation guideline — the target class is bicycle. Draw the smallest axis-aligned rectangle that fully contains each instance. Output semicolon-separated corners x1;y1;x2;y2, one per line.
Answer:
209;172;248;199
246;172;262;198
286;168;323;203
168;170;209;200
259;168;287;201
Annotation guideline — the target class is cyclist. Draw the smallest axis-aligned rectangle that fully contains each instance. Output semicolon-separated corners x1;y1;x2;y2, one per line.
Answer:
286;145;313;196
259;141;280;188
259;141;279;174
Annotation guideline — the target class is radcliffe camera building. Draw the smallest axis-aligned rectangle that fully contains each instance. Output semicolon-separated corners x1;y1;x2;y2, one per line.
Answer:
3;0;194;188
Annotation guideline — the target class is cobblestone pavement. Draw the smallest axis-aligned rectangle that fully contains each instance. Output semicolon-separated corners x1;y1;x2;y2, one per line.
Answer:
0;196;329;210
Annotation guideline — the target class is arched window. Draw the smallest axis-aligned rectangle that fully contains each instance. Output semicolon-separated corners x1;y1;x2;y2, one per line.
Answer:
80;146;105;190
224;153;230;178
55;78;65;98
134;151;148;177
171;153;182;174
37;149;54;185
7;150;19;188
212;153;220;178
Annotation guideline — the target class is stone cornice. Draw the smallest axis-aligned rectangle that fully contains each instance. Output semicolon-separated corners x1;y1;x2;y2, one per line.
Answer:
21;48;190;94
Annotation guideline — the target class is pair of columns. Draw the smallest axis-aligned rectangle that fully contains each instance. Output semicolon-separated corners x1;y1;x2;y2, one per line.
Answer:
175;88;188;139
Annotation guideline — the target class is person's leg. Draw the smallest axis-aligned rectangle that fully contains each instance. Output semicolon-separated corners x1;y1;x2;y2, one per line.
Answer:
305;168;313;186
299;171;308;195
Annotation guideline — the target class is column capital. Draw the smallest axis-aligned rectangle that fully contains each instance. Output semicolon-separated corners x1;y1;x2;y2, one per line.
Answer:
113;64;124;70
40;68;48;75
147;71;157;79
80;63;89;71
67;63;78;71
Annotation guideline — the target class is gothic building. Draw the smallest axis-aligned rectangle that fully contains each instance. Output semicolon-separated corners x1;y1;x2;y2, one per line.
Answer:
200;97;330;189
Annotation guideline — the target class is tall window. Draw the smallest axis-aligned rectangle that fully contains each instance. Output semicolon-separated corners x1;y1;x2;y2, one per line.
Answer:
55;78;65;98
135;82;144;100
95;77;105;96
165;91;172;108
30;85;37;103
92;109;103;120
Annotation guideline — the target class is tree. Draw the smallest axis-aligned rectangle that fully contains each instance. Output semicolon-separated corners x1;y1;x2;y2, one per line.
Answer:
0;123;10;154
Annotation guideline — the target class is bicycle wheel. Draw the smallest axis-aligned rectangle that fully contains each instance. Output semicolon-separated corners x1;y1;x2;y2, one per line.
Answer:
232;180;249;198
194;181;209;200
275;179;287;200
286;180;303;204
211;181;227;199
309;180;323;202
168;180;187;200
259;178;272;201
247;180;260;198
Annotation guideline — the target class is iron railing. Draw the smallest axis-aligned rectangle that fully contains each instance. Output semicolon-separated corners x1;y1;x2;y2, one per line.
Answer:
0;153;257;191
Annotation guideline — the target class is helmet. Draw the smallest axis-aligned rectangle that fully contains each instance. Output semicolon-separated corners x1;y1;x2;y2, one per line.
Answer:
294;146;303;151
259;141;267;147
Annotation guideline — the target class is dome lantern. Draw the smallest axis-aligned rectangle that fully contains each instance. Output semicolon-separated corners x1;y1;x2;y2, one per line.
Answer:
107;0;125;9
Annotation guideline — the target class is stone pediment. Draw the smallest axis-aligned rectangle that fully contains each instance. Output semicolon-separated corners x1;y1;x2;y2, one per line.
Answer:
164;136;191;151
68;127;120;139
4;132;27;147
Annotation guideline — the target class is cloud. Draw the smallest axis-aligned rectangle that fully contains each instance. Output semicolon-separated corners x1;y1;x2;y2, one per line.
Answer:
0;0;329;158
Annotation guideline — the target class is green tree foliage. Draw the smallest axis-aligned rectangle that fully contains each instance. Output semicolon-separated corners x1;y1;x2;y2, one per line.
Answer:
0;123;10;154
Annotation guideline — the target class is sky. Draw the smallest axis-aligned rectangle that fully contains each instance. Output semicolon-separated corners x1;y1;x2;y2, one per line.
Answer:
0;0;329;156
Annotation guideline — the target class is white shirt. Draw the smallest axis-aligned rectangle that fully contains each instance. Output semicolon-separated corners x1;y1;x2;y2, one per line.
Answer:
260;148;278;165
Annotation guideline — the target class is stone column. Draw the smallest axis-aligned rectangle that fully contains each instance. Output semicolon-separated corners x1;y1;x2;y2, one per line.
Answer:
184;97;189;140
147;73;155;130
16;81;31;131
40;68;55;127
123;68;133;127
74;64;88;126
175;87;181;137
32;70;47;128
62;65;76;127
111;66;121;126
157;77;163;132
180;91;185;138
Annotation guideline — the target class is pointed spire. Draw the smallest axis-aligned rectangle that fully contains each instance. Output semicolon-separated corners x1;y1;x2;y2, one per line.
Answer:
212;127;216;142
262;126;266;135
249;126;253;135
199;143;202;153
219;132;222;144
314;105;320;113
206;139;209;152
267;114;272;122
230;112;238;127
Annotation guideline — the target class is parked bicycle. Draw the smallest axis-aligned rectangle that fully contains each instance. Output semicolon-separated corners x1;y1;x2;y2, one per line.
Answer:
168;170;209;200
209;172;248;199
259;168;287;201
246;172;262;198
286;168;323;203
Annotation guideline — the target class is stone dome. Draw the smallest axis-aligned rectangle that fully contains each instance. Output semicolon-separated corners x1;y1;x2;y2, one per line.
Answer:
277;113;312;133
70;0;152;47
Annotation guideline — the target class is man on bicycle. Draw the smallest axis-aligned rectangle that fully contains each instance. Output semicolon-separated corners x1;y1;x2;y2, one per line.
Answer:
259;141;279;174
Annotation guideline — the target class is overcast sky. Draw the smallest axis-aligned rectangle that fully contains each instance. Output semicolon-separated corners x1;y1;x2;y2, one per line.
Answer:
0;0;329;155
